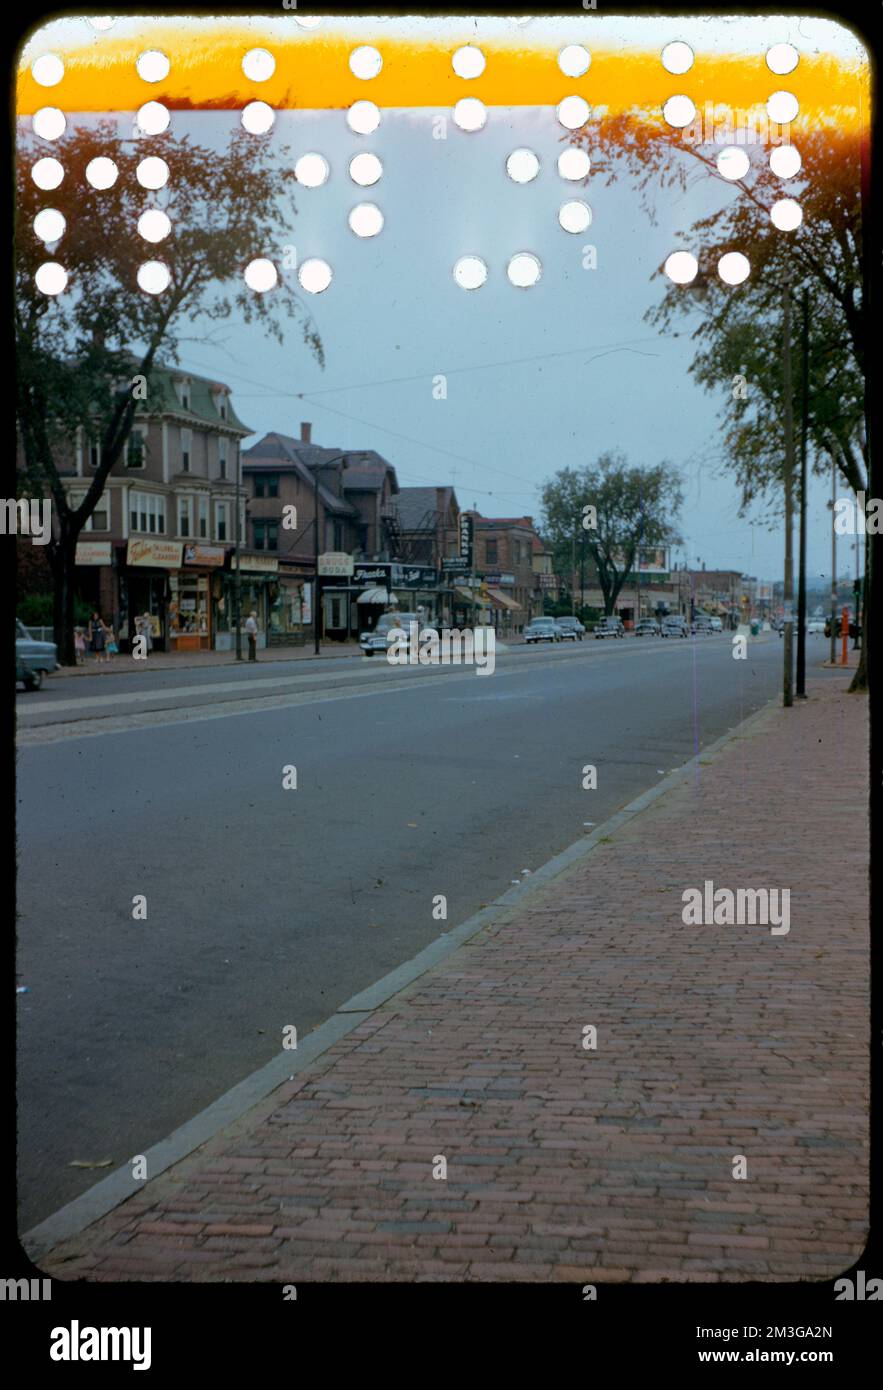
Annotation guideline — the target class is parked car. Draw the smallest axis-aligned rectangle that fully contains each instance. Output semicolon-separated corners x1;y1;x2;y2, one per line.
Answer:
15;653;43;691
709;617;723;632
16;619;58;678
634;618;660;637
360;612;423;655
661;616;689;638
806;618;826;635
594;617;625;639
555;617;585;641
692;615;713;634
524;617;561;644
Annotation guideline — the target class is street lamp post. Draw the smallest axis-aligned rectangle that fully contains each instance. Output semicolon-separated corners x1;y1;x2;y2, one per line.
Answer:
234;447;243;661
312;453;350;657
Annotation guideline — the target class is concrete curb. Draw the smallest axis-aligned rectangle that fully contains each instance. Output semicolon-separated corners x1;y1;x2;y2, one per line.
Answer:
21;693;782;1263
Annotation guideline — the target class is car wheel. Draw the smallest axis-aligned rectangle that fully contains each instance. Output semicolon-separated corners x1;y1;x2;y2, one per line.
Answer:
24;671;43;691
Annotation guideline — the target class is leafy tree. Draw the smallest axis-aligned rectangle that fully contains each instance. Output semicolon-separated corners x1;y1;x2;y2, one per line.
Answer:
16;120;323;663
541;452;683;615
572;120;868;689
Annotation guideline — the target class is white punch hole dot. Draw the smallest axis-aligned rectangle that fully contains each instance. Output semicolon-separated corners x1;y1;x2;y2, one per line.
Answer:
770;198;803;230
453;255;487;290
35;261;67;295
138;209;172;243
559;200;592;233
298;258;332;293
136;50;170;83
558;45;590;77
295;153;329;187
661;42;694;74
718;251;750;285
137;101;170;134
349;202;384;237
664;251;698;284
32;54;64;87
32;157;64;190
33;107;66;140
453;98;487;132
347;100;380;134
350;46;382;79
506;148;539;183
663;95;696;128
770;145;802;178
507;252;541;287
86;157;118;189
34;208;66;243
767;90;798;124
242;48;275;82
717;147;750;180
137;261;170;294
558;147;590;180
136;156;169;190
244;258;278;292
349;152;382;186
452;46;485;79
766;43;799;75
557;95;589;130
242;101;275;134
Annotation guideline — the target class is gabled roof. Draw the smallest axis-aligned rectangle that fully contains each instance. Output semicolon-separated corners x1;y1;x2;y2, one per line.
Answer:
241;432;358;515
394;486;457;530
130;359;251;434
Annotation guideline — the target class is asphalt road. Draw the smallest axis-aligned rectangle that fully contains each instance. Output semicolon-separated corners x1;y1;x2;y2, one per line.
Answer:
16;634;831;1228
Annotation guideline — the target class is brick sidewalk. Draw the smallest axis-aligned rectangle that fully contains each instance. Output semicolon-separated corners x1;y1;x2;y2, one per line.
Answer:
38;679;868;1283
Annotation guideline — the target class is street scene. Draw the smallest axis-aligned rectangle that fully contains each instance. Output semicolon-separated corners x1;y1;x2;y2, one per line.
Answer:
11;7;872;1329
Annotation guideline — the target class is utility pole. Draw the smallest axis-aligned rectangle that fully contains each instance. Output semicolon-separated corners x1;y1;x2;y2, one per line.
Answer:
312;453;349;656
470;505;477;631
782;279;795;708
796;289;809;697
234;445;243;660
830;457;837;665
579;528;586;623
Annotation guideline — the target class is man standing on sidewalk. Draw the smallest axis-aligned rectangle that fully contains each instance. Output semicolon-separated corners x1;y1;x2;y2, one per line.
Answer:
245;610;258;662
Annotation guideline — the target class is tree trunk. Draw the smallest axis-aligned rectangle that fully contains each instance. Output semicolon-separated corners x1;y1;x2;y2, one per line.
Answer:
848;526;869;693
50;530;79;667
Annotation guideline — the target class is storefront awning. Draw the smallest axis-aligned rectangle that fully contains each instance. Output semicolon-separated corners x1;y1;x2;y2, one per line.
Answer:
454;586;491;609
357;586;394;604
486;587;522;611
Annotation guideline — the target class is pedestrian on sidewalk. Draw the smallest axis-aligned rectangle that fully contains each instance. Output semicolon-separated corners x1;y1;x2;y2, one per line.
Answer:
136;612;154;657
88;611;106;665
245;610;258;662
74;627;86;666
102;619;117;663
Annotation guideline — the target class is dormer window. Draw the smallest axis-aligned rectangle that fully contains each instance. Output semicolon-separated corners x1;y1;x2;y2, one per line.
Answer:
175;377;192;412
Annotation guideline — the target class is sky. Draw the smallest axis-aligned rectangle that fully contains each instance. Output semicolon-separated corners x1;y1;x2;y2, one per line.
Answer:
19;12;869;585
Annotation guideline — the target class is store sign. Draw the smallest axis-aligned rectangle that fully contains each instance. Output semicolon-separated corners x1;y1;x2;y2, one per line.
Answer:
75;540;112;566
353;564;389;585
127;539;183;568
184;543;226;567
392;564;436;587
484;572;515;586
459;514;474;564
442;556;469;571
318;551;354;577
232;553;279;574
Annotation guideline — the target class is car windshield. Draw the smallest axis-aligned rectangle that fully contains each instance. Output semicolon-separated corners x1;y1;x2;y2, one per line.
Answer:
530;620;554;628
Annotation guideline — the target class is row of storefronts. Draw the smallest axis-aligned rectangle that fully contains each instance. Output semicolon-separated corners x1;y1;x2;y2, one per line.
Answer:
74;544;530;651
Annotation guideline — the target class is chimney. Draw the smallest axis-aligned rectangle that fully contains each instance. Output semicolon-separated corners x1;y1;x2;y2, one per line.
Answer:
301;422;312;444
